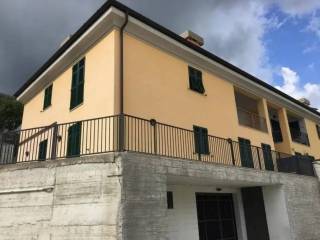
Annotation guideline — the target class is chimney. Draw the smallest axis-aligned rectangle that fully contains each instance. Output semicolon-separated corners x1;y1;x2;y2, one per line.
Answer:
180;30;204;47
299;98;311;106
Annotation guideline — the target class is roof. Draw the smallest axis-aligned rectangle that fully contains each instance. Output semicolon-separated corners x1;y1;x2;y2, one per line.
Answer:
14;0;320;118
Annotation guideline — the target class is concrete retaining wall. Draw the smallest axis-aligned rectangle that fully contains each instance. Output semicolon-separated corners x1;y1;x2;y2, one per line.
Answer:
0;152;319;240
0;154;122;240
121;152;320;240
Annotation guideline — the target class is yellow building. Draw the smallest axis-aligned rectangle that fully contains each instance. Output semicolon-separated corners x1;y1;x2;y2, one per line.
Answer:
1;1;320;240
11;1;320;167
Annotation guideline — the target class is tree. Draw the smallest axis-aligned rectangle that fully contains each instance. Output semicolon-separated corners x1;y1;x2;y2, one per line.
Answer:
0;94;23;132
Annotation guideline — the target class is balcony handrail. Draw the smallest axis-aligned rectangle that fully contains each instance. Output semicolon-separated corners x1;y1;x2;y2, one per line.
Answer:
19;122;57;145
237;107;268;132
237;107;263;118
0;114;314;176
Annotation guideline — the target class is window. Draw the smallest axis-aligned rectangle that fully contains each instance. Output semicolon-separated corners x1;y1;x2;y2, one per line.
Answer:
67;122;82;157
316;124;320;139
189;66;205;94
194;126;209;155
43;84;52;110
261;143;274;171
167;191;174;209
70;58;85;109
238;138;254;168
38;139;48;161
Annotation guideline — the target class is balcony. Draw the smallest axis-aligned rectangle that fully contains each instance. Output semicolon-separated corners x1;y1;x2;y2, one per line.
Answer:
0;114;315;176
287;114;310;146
290;130;310;146
237;108;268;132
271;129;283;143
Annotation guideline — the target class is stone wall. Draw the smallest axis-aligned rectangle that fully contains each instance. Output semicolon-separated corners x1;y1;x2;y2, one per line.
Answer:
0;154;122;240
120;152;320;240
0;152;319;240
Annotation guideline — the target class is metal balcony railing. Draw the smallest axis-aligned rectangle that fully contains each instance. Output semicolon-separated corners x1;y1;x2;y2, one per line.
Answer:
237;108;268;132
0;114;315;176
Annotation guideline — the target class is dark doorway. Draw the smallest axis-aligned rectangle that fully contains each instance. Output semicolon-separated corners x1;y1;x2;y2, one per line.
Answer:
241;187;270;240
270;119;283;142
196;193;238;240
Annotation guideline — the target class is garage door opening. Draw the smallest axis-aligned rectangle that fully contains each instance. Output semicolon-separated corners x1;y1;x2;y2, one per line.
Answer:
196;193;238;240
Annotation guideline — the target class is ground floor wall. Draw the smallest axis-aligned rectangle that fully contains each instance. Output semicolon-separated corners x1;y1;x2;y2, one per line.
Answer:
0;155;123;240
0;152;319;240
121;152;320;240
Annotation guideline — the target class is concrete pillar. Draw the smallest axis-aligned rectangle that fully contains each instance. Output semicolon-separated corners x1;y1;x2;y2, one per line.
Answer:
275;108;293;154
262;186;291;240
121;154;168;240
259;99;272;134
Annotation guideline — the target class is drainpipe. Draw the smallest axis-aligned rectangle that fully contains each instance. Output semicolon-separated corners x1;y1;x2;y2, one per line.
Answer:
120;11;128;115
119;11;128;151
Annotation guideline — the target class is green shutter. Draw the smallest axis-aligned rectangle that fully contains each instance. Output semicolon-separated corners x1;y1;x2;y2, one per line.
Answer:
194;126;209;155
317;125;320;139
194;126;201;154
70;58;85;109
67;122;82;157
38;139;48;161
189;66;205;94
262;144;274;171
43;85;52;109
239;138;254;168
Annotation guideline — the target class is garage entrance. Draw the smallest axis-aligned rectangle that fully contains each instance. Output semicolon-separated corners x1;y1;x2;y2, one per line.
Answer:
196;193;238;240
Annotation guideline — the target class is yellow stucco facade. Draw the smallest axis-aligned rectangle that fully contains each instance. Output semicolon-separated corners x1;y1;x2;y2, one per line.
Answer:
123;33;275;149
21;29;119;129
20;28;320;159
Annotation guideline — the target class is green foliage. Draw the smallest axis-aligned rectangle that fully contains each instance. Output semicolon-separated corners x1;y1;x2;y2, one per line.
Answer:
0;94;23;131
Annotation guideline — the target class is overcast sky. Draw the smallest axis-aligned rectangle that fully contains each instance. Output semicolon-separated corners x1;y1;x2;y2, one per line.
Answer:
1;0;320;108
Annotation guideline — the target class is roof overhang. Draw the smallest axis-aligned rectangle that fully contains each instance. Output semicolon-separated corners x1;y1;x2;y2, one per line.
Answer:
16;5;125;103
15;0;320;123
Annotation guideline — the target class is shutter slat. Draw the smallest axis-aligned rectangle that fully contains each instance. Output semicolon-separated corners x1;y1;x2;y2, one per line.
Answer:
70;58;85;109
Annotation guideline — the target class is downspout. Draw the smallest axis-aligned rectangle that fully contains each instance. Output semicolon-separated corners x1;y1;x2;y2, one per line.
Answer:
120;11;129;115
119;11;128;151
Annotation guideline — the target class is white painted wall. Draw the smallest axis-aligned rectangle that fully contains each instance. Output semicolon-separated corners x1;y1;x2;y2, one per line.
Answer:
263;185;291;240
313;163;320;179
166;184;247;240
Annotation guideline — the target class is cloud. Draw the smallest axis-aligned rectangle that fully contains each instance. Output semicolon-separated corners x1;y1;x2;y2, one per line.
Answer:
306;14;320;38
120;0;275;82
1;0;320;97
275;0;320;15
276;67;320;109
0;0;105;95
277;67;300;96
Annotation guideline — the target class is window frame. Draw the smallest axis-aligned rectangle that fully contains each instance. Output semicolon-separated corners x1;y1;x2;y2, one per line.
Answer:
316;124;320;139
167;191;174;209
70;58;85;110
238;137;254;168
38;139;48;161
67;122;82;157
261;143;274;171
43;84;53;110
193;125;209;155
188;66;205;94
